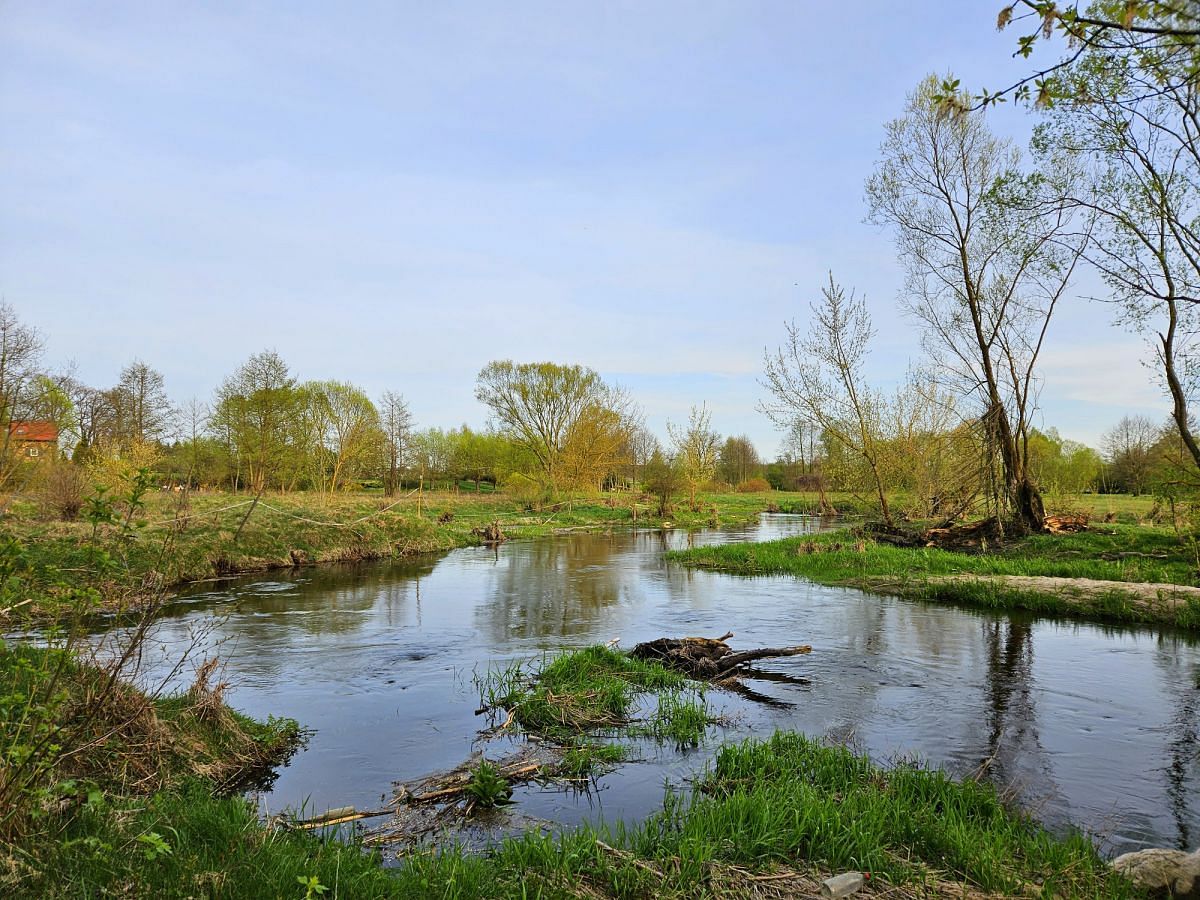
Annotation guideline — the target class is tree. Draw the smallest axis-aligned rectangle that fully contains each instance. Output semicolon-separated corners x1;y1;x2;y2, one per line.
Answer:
379;391;414;496
761;276;897;526
623;422;660;489
309;381;381;498
866;76;1085;532
1103;415;1159;494
642;448;683;516
957;2;1200;110
210;350;299;492
1032;36;1200;481
667;404;719;510
475;360;631;491
113;359;174;446
177;398;211;487
558;404;632;491
0;304;45;486
717;435;761;486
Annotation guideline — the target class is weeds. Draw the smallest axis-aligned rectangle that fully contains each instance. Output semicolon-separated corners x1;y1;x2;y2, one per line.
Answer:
465;761;514;808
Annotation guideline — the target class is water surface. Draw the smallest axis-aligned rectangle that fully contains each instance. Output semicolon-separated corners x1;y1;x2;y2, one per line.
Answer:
136;515;1200;855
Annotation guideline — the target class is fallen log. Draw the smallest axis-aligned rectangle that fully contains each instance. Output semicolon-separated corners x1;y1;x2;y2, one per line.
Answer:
630;632;811;680
1044;513;1089;534
712;645;812;680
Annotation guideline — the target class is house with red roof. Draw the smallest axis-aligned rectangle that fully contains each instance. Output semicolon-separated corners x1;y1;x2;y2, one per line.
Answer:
8;421;60;460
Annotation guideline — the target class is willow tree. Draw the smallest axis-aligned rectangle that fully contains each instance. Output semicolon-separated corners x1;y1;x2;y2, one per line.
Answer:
210;350;299;492
309;381;381;498
866;76;1084;533
474;360;631;492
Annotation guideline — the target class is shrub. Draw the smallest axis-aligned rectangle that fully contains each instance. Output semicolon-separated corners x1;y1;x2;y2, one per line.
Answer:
41;463;88;521
736;477;772;493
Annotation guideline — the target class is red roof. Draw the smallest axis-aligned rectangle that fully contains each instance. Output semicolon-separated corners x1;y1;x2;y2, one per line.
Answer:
9;421;58;442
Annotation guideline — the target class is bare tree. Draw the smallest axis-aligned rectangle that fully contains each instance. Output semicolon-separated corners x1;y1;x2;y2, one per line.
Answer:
379;391;414;497
866;76;1085;532
761;275;896;526
113;359;174;446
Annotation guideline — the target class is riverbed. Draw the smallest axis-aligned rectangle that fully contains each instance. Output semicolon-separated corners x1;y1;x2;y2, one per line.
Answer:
134;514;1200;856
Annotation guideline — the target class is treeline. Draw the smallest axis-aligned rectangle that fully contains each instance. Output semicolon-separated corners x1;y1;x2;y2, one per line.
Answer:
0;297;1179;520
0;318;775;508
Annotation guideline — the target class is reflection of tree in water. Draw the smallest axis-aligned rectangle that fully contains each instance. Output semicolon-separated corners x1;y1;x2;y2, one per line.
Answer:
1153;635;1200;850
153;559;437;666
979;619;1060;817
479;533;641;641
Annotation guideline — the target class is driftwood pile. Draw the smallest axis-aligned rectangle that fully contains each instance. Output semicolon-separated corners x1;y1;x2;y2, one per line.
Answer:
630;631;812;681
865;512;1090;552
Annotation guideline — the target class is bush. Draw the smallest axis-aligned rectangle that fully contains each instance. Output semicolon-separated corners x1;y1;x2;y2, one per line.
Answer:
736;477;772;493
41;463;88;521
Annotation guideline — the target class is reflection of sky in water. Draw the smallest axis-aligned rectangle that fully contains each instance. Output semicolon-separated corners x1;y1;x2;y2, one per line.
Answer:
127;515;1200;855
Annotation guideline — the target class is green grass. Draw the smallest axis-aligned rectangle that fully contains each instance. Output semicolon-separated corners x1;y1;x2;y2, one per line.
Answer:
559;742;628;778
631;689;712;748
478;645;693;737
20;732;1141;898
669;525;1200;629
6;488;811;621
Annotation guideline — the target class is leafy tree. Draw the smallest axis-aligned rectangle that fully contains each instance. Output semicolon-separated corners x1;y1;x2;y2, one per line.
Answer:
309;381;381;497
717;435;761;486
642;448;683;516
1032;33;1200;479
667;404;719;510
475;360;630;491
210;350;299;492
956;1;1200;110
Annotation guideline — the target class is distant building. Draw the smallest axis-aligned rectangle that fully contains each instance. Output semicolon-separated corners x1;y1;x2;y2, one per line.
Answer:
8;421;60;460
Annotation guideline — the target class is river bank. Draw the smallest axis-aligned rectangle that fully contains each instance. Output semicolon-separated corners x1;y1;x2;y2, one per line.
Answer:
5;507;1191;896
5;642;1144;898
1;489;814;623
668;525;1200;630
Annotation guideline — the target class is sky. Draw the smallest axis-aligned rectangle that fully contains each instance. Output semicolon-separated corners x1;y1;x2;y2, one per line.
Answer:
0;2;1171;455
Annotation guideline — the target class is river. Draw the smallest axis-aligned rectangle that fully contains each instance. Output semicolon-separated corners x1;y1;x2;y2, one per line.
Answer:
130;514;1199;857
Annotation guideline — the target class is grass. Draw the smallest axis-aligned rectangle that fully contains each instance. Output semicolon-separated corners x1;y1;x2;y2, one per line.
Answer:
559;742;628;778
20;732;1141;898
669;525;1200;629
4;488;810;621
630;689;712;748
478;645;696;737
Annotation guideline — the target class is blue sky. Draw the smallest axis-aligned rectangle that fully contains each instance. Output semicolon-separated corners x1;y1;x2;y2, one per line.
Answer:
0;2;1168;454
